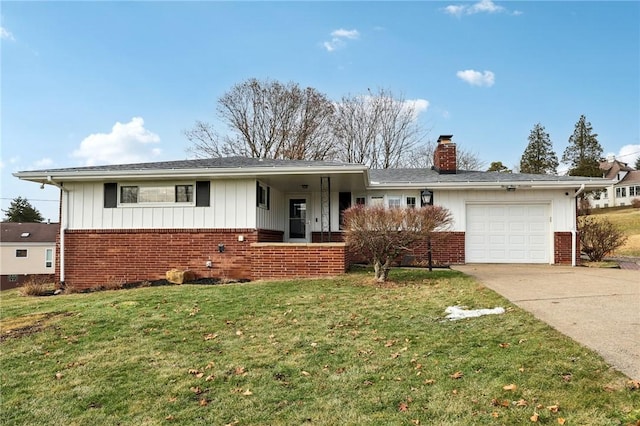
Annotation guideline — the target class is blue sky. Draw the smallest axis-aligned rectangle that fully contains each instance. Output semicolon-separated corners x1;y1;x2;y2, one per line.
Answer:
1;0;639;221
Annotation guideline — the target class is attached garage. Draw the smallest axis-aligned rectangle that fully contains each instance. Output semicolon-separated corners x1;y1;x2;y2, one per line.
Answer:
466;204;550;263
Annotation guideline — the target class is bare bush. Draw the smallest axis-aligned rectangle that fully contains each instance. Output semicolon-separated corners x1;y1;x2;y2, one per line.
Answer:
631;198;640;209
18;277;53;297
344;205;452;282
578;216;628;261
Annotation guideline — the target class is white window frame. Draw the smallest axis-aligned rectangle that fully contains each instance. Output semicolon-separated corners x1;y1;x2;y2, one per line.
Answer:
388;196;402;209
45;248;53;268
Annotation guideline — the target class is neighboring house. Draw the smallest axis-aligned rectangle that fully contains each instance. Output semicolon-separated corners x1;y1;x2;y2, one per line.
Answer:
590;156;640;208
0;222;58;290
14;135;608;290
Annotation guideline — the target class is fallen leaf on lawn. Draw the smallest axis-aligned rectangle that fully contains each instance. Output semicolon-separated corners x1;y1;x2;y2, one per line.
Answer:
242;389;253;396
562;373;572;382
411;420;420;425
516;399;529;407
188;369;201;375
234;367;246;375
530;412;539;422
499;343;510;348
547;404;560;413
205;375;215;381
235;330;243;336
204;333;218;341
190;386;202;395
398;402;409;412
519;367;525;373
301;371;311;376
205;361;215;369
450;371;463;379
492;412;499;418
503;383;518;391
167;397;177;403
628;380;640;390
55;372;63;380
166;415;175;421
391;352;400;359
452;389;458;395
225;421;239;426
557;418;566;425
423;379;435;385
385;340;395;347
199;398;208;406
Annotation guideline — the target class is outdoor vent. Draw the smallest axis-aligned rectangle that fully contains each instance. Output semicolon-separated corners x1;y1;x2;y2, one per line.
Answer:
20;232;30;238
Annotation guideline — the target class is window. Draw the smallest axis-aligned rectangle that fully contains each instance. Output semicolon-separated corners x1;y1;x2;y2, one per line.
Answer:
355;197;366;205
45;249;53;268
256;182;270;209
630;186;638;197
196;181;210;207
16;249;27;258
8;275;17;282
388;196;402;209
370;196;384;206
616;187;627;198
120;184;194;204
406;197;417;209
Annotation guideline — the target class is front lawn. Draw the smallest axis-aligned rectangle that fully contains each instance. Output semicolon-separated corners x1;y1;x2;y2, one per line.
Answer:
1;269;638;425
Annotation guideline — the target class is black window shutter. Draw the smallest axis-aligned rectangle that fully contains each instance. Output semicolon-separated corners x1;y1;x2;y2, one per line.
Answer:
256;181;261;207
196;181;210;207
266;186;270;210
104;183;117;208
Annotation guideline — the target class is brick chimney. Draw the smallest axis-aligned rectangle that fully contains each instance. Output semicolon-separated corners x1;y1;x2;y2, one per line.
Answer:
433;134;456;174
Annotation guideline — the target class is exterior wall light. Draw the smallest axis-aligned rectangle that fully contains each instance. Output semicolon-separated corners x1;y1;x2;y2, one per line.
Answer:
421;189;433;206
218;244;225;253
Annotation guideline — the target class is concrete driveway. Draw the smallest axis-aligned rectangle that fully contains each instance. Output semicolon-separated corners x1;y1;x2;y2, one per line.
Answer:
452;264;640;380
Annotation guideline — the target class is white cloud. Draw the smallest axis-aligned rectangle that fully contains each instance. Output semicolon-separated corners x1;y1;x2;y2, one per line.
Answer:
33;158;54;169
71;117;162;166
444;0;518;17
1;26;15;41
323;28;360;52
403;98;430;119
456;69;495;87
331;29;359;39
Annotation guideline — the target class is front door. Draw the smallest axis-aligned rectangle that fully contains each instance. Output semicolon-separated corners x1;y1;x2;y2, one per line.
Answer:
288;198;308;242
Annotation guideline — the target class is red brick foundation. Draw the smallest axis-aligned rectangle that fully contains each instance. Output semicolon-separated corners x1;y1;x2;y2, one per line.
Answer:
59;229;258;290
251;243;347;279
554;231;578;265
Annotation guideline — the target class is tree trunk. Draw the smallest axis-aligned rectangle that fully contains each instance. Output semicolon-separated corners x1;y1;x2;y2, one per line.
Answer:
373;260;391;282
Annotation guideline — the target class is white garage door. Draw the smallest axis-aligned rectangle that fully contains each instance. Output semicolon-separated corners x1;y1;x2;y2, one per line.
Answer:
466;204;550;263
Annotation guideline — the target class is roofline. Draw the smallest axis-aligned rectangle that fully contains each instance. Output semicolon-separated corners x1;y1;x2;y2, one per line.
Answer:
14;164;370;183
368;180;612;190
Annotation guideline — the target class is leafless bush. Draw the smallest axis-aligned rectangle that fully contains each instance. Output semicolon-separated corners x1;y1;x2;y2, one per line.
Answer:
631;198;640;209
18;277;54;297
578;216;628;261
344;205;452;282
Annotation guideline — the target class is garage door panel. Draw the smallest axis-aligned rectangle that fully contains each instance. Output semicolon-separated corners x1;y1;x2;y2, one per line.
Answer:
466;203;550;263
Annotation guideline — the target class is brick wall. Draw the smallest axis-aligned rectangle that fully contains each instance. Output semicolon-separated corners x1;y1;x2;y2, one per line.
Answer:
251;243;347;279
401;232;466;266
59;229;258;289
1;274;56;291
257;229;284;242
554;231;578;265
311;231;345;243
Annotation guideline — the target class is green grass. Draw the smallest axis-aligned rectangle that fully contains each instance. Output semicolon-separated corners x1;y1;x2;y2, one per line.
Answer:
1;269;638;425
588;207;640;257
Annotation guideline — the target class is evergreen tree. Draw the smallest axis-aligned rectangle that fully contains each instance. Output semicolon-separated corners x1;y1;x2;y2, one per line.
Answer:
2;197;44;222
562;115;603;177
487;161;511;173
520;123;559;174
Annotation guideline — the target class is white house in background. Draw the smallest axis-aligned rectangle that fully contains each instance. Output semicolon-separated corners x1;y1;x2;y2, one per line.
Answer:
590;156;640;208
13;135;609;291
0;222;58;290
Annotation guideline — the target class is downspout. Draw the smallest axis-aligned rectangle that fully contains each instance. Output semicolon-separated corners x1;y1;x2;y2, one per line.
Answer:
47;176;69;284
571;184;586;267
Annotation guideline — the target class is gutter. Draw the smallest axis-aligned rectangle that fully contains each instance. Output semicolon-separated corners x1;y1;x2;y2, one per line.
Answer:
46;176;69;285
571;184;586;267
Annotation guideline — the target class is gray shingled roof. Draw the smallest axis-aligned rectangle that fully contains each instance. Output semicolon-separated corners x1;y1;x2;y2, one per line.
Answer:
369;168;607;184
1;222;59;243
18;156;359;174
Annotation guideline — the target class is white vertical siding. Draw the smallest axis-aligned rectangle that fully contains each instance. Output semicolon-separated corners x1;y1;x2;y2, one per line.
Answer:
65;180;258;230
257;185;285;231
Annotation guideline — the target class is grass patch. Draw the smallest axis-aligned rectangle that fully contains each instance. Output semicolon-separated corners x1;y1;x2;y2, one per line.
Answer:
1;268;638;425
589;208;640;257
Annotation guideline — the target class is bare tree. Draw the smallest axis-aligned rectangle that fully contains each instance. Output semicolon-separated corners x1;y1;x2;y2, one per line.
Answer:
332;89;425;168
344;205;453;282
185;78;336;160
403;140;485;170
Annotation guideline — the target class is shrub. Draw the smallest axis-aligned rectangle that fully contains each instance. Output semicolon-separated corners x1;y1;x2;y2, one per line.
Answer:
631;198;640;208
18;277;53;297
578;216;628;261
